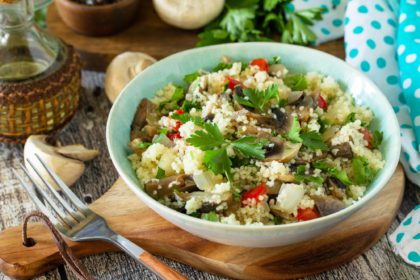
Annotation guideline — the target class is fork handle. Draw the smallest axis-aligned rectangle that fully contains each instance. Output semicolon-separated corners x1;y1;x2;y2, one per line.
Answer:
108;234;187;280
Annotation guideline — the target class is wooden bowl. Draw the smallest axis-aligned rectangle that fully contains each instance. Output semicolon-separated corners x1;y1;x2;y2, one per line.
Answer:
55;0;140;36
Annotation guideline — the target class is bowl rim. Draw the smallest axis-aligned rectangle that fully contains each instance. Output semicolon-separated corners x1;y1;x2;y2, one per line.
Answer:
107;42;401;231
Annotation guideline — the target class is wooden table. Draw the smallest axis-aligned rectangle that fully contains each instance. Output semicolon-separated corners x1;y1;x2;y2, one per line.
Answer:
0;70;419;280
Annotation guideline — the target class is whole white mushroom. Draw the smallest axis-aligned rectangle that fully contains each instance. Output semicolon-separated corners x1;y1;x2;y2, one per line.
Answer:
105;52;156;103
153;0;225;30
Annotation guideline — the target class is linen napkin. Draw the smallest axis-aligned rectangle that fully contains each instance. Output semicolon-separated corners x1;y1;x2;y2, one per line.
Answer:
292;0;420;267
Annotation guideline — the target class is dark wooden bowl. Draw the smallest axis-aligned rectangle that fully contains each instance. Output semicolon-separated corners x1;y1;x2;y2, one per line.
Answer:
55;0;140;36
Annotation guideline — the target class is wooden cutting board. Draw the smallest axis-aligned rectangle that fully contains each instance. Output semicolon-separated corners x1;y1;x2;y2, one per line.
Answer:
46;1;345;71
0;165;404;280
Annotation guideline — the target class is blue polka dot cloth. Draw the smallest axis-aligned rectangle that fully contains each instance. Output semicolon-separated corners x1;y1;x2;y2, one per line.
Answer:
390;205;420;266
291;0;420;268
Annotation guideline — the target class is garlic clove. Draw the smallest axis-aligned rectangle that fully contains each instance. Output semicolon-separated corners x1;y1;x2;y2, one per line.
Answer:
105;52;156;103
56;145;100;162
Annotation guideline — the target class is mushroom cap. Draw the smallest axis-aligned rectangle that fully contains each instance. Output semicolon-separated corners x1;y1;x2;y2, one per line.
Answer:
153;0;225;30
105;52;156;103
24;135;86;188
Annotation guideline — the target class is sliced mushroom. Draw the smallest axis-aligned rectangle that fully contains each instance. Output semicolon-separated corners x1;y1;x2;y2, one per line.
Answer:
287;92;314;108
287;91;304;105
246;108;293;134
174;191;232;209
144;174;196;198
265;141;302;163
130;98;159;141
298;95;315;108
331;142;353;159
200;202;218;213
312;195;346;216
131;125;158;143
24;135;99;189
56;145;99;161
239;125;272;139
327;177;347;199
268;63;287;77
129;138;148;155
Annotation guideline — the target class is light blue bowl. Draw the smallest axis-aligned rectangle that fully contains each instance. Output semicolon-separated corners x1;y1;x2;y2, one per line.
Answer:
107;43;400;247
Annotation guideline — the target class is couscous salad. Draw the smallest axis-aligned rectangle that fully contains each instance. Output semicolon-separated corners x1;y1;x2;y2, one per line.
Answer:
128;56;384;225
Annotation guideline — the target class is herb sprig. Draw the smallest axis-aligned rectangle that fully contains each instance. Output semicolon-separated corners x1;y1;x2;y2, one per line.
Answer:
234;84;279;112
187;122;268;180
197;0;325;47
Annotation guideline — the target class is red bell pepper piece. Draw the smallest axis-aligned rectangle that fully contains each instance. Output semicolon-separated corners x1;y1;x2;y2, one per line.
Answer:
250;58;269;71
168;132;181;140
318;95;328;110
226;76;242;90
241;182;267;206
361;128;373;149
297;208;320;221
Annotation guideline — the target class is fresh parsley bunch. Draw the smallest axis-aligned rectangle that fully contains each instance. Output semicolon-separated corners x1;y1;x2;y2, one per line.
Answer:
197;0;325;47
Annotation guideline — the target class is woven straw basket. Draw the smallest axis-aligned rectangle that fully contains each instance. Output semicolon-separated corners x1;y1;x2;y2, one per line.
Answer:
0;47;81;144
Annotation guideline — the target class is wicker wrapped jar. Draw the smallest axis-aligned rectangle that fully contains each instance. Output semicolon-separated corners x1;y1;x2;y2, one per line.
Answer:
0;47;81;144
0;0;81;143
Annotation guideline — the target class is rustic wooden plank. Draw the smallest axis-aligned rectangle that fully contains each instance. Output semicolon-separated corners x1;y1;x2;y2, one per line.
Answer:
46;1;345;71
0;71;419;280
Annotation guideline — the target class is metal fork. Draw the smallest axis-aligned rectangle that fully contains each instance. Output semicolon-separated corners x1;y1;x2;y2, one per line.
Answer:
14;154;186;280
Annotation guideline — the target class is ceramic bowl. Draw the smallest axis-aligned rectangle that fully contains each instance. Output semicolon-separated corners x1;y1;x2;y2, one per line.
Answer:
107;43;400;248
55;0;139;36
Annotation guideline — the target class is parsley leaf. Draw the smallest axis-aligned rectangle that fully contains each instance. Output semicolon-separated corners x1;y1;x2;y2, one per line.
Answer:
283;74;308;91
201;211;219;222
196;1;324;46
278;98;288;107
345;112;356;124
330;168;352;186
180;100;201;113
294;165;324;185
269;55;281;64
281;8;325;45
301;131;327;151
183;72;200;83
287;116;302;143
351;156;376;185
171;113;204;126
152;128;168;143
231;136;267;160
187;123;225;150
236;84;279;112
312;160;352;186
158;86;185;112
137;141;151;149
213;62;232;71
156;167;165;179
203;148;233;181
371;130;383;149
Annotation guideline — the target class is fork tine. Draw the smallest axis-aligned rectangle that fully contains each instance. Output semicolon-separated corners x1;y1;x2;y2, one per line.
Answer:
13;169;60;225
26;158;85;222
34;153;88;212
19;163;75;229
